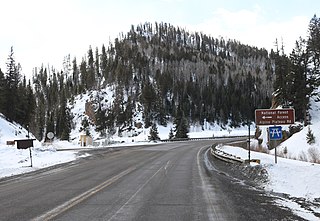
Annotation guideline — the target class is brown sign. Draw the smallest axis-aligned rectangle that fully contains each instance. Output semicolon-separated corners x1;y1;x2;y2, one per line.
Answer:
255;108;295;126
15;139;36;149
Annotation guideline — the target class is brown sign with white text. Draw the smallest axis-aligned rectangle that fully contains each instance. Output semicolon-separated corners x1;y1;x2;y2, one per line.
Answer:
255;108;295;126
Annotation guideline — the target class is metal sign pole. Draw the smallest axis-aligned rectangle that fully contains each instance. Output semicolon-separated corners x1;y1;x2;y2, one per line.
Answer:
248;122;251;162
29;147;33;167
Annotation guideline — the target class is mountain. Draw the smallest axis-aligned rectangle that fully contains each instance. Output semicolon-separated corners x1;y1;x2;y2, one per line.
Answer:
46;22;273;141
3;16;317;142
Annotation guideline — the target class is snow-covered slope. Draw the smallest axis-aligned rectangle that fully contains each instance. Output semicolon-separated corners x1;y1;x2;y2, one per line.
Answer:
0;113;78;178
274;97;320;163
0;113;37;145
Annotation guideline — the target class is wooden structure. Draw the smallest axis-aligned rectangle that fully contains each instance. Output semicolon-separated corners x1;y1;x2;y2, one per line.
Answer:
79;135;93;147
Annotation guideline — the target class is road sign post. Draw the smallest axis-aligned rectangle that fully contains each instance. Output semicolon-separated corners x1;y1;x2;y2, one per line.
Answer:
269;126;282;164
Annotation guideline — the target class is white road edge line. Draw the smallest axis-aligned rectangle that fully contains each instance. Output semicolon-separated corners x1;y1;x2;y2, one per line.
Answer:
32;166;136;221
197;145;221;221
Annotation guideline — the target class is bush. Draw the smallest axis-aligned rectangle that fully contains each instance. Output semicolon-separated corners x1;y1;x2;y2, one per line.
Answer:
298;151;308;162
308;147;320;163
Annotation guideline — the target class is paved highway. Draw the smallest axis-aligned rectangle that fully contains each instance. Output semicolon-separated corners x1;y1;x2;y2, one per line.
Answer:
0;139;304;221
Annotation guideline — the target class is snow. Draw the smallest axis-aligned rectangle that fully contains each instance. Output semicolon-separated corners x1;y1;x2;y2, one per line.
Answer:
1;89;320;220
216;97;320;220
217;145;320;198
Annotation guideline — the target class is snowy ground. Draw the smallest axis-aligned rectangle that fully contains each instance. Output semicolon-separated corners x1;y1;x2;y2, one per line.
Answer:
217;145;320;220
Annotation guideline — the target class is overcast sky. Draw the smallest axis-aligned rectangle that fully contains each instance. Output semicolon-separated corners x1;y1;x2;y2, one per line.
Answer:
0;0;318;76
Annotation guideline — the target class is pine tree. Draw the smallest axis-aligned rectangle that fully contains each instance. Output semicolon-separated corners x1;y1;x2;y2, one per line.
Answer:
168;127;174;140
308;15;320;82
72;57;79;94
87;46;96;89
174;106;189;139
148;123;160;141
0;68;6;114
56;91;71;140
306;126;315;144
101;44;108;82
4;47;21;121
272;40;291;107
95;104;107;137
141;81;156;127
289;38;311;124
80;59;87;92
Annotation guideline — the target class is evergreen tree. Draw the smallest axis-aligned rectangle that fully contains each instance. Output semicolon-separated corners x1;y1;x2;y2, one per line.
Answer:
95;47;101;84
272;40;291;107
307;15;320;84
174;106;189;139
101;44;108;82
72;57;79;94
56;91;71;140
0;68;6;114
80;58;87;92
289;39;309;123
95;104;107;137
141;81;156;127
87;46;96;89
306;126;316;144
168;127;174;140
4;47;21;121
148;123;160;141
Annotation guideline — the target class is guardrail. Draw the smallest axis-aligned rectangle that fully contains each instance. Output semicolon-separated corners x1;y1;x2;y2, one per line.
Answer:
160;135;249;142
211;144;245;164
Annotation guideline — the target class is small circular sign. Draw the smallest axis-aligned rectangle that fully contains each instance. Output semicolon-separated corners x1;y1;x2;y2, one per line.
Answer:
47;132;54;140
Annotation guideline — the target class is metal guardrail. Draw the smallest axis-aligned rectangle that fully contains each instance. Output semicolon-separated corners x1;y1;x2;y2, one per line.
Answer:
210;144;245;163
160;135;249;142
211;143;261;164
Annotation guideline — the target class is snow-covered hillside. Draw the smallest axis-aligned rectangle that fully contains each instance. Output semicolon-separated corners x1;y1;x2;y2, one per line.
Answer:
0;113;80;178
274;97;320;163
253;96;320;164
0;113;37;145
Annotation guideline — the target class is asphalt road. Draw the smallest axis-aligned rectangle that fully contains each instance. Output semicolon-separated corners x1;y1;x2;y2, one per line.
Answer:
0;139;305;221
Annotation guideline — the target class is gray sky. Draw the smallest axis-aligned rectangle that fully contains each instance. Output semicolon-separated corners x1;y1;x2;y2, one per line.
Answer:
0;0;318;76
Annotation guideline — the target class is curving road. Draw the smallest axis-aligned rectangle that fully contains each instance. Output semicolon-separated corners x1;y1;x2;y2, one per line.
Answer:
0;139;304;221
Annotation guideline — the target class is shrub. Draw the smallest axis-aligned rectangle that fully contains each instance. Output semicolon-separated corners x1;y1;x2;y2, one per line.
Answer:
298;151;308;162
308;147;320;163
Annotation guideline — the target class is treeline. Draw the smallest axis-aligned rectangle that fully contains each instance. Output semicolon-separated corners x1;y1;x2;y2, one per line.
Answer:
273;14;320;125
0;47;35;128
1;16;319;141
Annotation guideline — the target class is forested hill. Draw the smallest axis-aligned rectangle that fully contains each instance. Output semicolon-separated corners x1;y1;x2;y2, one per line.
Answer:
96;22;273;126
1;22;275;141
33;22;274;140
